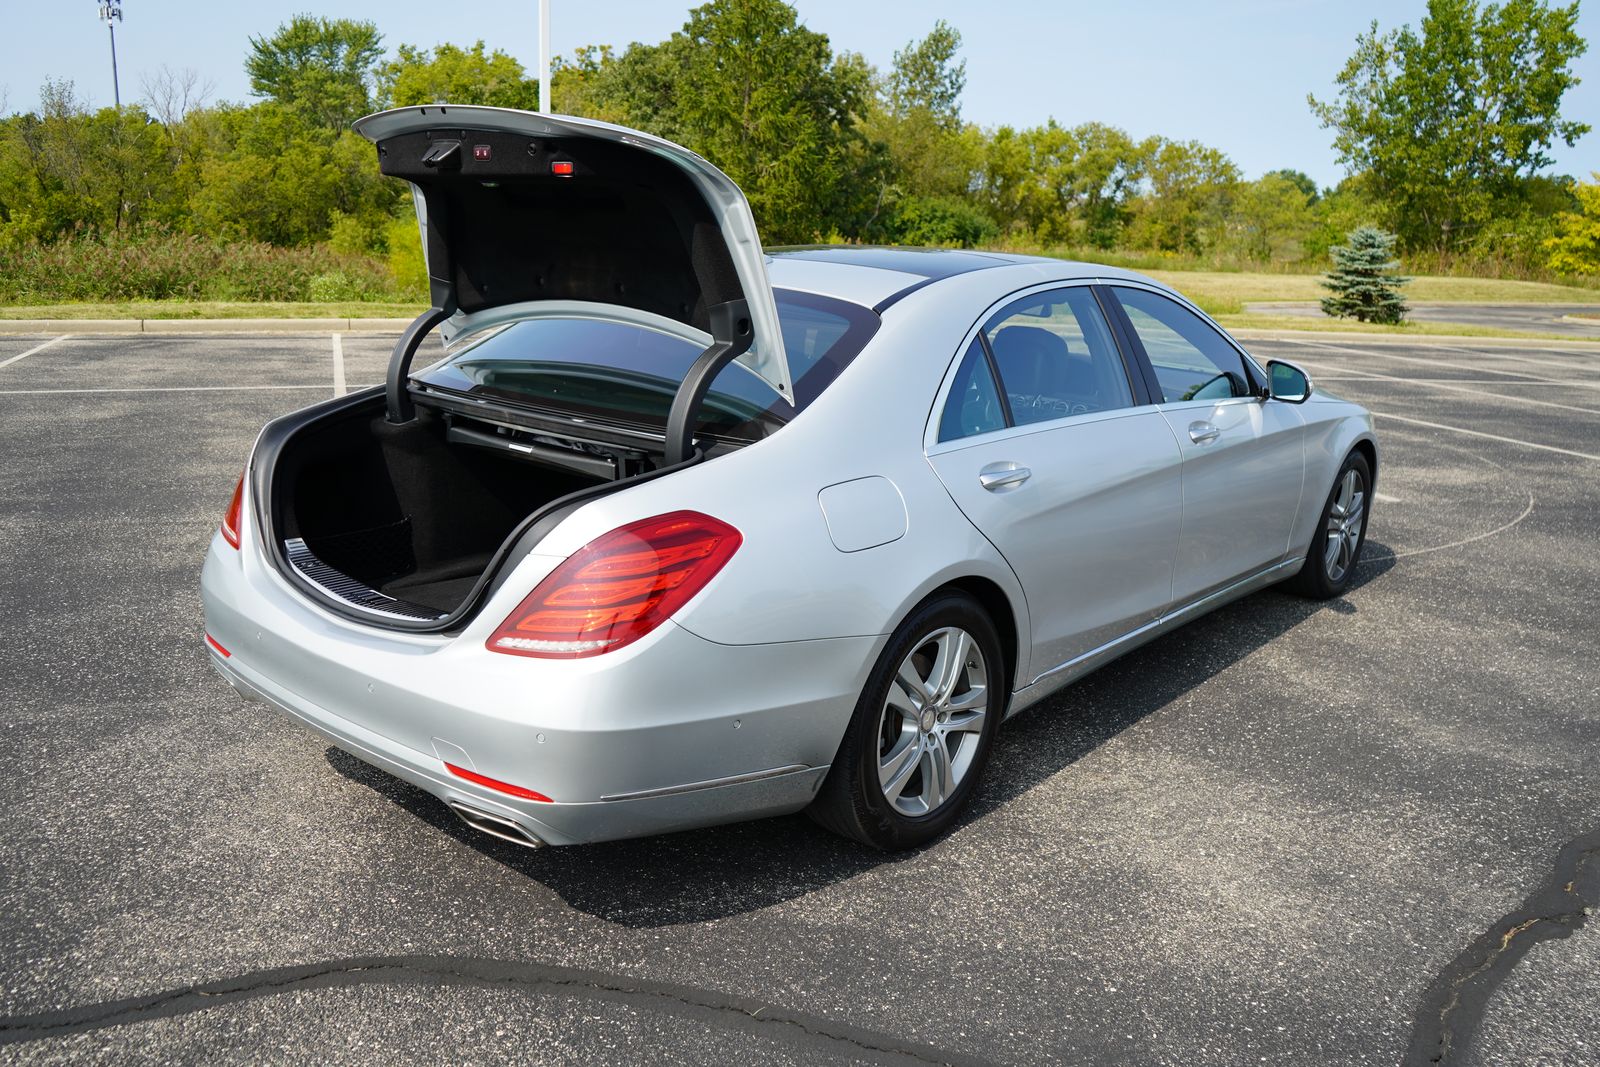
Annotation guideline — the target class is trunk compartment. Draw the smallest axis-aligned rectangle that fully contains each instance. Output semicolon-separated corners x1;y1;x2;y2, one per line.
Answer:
268;395;623;621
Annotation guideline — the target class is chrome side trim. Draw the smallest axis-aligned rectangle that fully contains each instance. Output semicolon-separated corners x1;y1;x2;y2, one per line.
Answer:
283;538;447;623
599;764;812;803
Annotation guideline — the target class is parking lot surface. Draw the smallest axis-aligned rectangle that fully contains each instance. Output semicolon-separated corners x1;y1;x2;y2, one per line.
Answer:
1;330;1597;1065
1245;301;1600;337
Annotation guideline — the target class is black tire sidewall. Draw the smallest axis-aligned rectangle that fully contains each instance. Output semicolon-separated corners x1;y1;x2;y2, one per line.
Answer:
842;593;1006;850
1304;451;1372;597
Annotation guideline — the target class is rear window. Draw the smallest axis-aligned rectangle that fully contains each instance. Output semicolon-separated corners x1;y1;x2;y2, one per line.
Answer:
415;289;877;442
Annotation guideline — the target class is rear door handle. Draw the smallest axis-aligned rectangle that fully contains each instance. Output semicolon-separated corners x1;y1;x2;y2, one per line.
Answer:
979;463;1031;491
1188;421;1221;444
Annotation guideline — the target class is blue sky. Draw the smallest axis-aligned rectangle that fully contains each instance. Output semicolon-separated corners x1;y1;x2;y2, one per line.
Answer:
5;1;1595;188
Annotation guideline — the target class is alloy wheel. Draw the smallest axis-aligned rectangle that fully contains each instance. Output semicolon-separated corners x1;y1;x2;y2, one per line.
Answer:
876;627;989;817
1324;468;1366;583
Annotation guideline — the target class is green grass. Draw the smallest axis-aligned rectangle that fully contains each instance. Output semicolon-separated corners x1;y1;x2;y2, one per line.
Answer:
0;301;425;320
1214;312;1593;343
1142;270;1600;316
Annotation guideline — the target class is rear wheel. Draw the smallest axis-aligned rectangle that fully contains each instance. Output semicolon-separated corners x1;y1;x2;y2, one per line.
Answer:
1285;451;1372;599
808;592;1005;850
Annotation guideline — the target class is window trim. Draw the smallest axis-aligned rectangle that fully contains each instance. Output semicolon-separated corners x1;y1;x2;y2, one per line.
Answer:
924;279;1153;452
1104;282;1269;405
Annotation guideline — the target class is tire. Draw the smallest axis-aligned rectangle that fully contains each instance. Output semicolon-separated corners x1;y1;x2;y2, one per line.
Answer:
808;591;1006;850
1284;450;1372;600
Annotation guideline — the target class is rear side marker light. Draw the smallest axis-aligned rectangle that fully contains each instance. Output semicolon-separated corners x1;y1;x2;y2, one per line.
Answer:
220;472;245;549
487;511;741;659
551;160;574;177
204;634;230;658
444;762;552;803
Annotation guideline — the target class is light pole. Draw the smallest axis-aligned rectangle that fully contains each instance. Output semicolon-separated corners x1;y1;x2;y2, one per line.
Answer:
99;2;124;108
538;0;550;113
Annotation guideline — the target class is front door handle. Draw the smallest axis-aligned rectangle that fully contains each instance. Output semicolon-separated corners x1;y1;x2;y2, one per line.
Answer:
979;463;1031;491
1188;421;1221;444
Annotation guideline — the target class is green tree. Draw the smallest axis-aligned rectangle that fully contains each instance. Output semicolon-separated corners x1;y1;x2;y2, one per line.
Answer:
189;103;396;246
1125;138;1239;253
1546;172;1600;274
885;195;997;247
1309;0;1589;252
863;21;978;202
246;15;384;132
563;0;874;244
1321;226;1410;323
1225;173;1316;262
1262;168;1320;203
379;41;539;110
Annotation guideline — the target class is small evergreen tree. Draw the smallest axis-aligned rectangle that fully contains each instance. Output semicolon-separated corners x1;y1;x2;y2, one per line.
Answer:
1321;226;1410;324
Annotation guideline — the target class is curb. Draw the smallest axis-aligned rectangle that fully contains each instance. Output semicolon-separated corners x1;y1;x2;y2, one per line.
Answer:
0;318;416;334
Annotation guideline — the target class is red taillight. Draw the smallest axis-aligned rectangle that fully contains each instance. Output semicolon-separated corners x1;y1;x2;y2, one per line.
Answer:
486;511;742;659
444;762;552;802
220;473;245;549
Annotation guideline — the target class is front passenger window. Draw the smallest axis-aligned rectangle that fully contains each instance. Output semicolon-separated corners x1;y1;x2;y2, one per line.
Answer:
1112;287;1254;403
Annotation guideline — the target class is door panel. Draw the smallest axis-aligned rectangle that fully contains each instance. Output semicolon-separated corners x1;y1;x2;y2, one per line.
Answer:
1108;286;1307;603
1156;397;1306;602
929;410;1183;680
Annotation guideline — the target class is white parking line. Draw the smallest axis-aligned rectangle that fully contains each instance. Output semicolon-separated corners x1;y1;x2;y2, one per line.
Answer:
331;333;347;397
0;334;71;370
1292;359;1600;415
1280;339;1600;381
1370;411;1600;461
1374;492;1401;503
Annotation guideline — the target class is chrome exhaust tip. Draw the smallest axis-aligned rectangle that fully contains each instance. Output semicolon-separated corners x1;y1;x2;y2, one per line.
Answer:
445;800;546;849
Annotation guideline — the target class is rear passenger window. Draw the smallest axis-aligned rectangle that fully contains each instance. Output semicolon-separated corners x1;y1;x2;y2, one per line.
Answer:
982;287;1133;426
1112;287;1253;403
938;337;1007;442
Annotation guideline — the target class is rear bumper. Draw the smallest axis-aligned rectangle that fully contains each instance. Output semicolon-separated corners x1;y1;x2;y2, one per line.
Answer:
201;534;875;846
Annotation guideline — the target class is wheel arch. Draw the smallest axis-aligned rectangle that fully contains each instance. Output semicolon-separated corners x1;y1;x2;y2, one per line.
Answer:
926;575;1022;698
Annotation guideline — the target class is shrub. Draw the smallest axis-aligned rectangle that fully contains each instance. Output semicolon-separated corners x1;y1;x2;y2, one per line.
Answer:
0;232;407;303
886;195;999;248
1320;227;1410;324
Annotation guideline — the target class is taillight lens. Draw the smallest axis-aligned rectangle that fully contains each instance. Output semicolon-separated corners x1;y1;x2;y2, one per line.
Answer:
220;473;245;549
487;511;742;658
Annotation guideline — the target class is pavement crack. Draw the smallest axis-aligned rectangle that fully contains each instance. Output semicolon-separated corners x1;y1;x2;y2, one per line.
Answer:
1404;825;1600;1066
0;955;993;1066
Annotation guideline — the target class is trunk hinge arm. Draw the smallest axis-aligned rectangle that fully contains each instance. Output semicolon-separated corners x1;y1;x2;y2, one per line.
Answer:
664;300;753;466
386;306;455;424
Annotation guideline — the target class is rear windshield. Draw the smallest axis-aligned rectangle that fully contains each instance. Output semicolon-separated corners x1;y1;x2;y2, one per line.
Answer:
415;289;878;442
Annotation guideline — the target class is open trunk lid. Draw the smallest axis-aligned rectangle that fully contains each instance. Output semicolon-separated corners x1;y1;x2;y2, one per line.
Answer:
353;105;793;404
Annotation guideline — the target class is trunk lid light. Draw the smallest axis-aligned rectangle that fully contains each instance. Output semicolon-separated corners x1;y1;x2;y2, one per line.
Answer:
487;511;741;659
220;473;245;548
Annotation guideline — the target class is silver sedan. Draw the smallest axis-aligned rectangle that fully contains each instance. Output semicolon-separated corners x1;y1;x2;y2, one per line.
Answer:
201;107;1376;851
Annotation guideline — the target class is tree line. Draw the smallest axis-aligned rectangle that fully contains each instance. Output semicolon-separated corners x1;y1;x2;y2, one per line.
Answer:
0;0;1595;306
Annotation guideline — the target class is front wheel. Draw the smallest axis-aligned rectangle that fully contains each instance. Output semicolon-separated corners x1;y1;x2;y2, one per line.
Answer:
808;592;1005;850
1285;451;1372;599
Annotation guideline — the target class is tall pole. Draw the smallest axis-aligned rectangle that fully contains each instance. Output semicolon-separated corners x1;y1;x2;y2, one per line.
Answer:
109;23;120;108
538;0;550;113
99;2;124;109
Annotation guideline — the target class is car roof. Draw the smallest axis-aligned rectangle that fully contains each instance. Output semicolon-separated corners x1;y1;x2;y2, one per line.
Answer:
765;246;1167;312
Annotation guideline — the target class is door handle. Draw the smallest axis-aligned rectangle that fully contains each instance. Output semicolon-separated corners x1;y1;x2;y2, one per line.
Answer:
1188;421;1221;444
979;463;1031;491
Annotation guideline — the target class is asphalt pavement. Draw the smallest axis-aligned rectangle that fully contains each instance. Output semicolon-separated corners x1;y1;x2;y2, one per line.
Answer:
1;330;1597;1065
1246;301;1600;337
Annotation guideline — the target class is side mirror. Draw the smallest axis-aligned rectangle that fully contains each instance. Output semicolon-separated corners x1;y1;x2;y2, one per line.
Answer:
1265;359;1313;404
